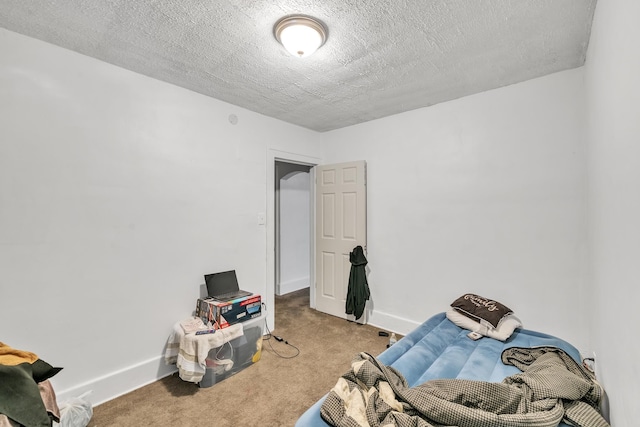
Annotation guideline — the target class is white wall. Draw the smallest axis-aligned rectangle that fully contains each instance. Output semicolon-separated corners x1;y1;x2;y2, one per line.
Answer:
279;171;310;295
3;10;635;421
0;28;322;405
584;1;640;425
321;69;589;353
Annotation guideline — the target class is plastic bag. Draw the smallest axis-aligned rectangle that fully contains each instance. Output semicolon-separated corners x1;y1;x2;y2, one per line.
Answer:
54;391;93;427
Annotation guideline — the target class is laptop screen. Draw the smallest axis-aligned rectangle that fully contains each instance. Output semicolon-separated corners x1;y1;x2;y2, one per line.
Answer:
205;270;239;297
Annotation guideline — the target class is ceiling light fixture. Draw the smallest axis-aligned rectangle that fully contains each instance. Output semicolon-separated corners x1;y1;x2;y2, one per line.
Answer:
274;15;327;58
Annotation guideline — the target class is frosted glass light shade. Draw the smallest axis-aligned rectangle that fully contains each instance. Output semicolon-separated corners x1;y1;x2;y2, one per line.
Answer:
274;16;327;58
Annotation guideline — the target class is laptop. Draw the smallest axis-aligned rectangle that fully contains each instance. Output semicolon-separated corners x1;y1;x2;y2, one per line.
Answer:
204;270;253;302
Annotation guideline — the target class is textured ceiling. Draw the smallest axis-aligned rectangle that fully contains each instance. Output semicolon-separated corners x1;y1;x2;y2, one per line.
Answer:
0;0;597;132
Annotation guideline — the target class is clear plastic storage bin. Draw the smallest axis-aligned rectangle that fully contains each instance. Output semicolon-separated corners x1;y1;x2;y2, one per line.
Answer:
198;316;264;388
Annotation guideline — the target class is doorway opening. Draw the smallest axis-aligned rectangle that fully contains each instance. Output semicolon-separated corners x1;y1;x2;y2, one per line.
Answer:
266;153;367;330
266;150;320;332
275;161;312;297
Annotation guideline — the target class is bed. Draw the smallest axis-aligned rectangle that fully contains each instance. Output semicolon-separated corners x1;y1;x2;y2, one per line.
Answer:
295;310;608;427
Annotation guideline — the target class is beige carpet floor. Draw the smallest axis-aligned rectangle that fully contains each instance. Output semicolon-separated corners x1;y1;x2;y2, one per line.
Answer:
89;289;393;426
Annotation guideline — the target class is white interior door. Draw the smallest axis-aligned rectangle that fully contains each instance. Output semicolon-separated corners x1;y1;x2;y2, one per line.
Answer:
315;161;367;322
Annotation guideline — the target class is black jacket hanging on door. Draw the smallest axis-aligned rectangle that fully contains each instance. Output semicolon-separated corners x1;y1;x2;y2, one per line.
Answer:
346;245;370;320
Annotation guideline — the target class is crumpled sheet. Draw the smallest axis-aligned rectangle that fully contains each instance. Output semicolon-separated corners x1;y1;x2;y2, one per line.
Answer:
320;348;609;427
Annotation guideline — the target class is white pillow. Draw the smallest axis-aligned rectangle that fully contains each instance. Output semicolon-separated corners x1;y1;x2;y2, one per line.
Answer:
446;308;522;341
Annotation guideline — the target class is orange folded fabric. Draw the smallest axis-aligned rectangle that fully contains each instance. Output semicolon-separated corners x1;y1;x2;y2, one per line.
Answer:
0;342;39;366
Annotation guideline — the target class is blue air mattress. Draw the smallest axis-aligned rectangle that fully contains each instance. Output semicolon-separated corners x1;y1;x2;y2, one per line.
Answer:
295;312;581;427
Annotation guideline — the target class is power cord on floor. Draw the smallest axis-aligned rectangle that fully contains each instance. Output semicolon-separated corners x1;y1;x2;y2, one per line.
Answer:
261;302;300;359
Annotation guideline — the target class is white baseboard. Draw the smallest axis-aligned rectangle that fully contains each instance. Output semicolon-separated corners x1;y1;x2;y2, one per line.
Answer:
54;309;417;408
277;277;309;295
367;309;421;336
54;355;177;407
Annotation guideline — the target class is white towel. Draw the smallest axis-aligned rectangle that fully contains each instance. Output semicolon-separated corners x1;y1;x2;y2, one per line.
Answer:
165;320;244;383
